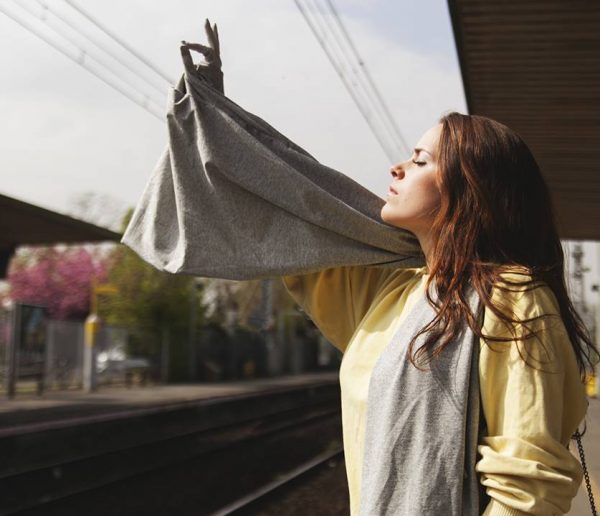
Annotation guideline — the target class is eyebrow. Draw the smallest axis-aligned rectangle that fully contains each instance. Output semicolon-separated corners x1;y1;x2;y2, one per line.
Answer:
414;148;433;158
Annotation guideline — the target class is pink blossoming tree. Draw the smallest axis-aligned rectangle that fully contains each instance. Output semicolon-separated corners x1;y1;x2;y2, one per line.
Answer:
7;245;107;320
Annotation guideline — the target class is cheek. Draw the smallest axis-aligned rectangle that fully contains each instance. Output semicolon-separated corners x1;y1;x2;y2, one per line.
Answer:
403;176;440;204
413;179;441;209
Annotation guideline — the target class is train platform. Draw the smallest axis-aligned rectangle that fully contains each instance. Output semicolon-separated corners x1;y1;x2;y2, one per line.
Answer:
0;371;339;436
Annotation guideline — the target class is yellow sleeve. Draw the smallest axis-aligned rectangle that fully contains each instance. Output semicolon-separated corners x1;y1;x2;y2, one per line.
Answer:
281;265;419;353
477;275;589;516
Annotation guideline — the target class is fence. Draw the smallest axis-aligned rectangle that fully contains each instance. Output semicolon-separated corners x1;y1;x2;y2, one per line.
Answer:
0;305;342;396
45;319;84;390
0;309;157;394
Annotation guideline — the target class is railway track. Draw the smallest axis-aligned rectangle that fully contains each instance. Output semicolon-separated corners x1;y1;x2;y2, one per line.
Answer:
212;448;346;515
1;380;345;516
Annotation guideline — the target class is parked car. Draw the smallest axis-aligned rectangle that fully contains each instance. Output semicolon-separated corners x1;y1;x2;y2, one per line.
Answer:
96;347;150;386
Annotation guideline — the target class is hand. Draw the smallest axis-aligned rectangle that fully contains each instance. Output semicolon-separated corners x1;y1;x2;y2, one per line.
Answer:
180;18;224;94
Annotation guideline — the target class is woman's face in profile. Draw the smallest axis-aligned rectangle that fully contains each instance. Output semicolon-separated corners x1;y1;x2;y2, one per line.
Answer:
381;123;442;234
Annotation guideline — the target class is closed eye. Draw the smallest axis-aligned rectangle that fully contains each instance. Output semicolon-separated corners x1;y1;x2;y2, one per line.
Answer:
412;160;426;166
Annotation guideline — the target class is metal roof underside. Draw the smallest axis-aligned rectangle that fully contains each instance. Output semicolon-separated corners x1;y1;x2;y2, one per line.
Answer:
0;192;122;279
447;0;600;240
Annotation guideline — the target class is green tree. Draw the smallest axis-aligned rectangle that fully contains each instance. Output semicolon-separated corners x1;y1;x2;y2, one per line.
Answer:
99;208;206;381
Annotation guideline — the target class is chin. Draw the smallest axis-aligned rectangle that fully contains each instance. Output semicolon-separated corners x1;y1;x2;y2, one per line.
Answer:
380;206;389;222
380;204;395;223
381;207;410;231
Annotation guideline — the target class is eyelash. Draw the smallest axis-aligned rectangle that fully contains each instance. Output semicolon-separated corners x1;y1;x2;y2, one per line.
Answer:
412;160;426;166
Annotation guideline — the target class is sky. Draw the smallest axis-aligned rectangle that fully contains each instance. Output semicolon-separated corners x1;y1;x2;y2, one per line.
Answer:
0;0;465;222
1;0;598;313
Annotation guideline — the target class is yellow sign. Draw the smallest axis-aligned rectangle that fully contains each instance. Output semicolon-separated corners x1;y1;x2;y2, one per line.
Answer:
585;373;597;398
84;314;102;347
94;284;119;295
90;282;119;314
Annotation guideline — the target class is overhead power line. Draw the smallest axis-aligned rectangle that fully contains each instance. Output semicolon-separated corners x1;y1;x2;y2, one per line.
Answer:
12;0;165;113
63;0;174;85
309;0;402;158
0;0;172;122
34;0;167;96
294;0;411;162
294;0;395;161
0;1;165;121
324;0;411;156
300;0;398;161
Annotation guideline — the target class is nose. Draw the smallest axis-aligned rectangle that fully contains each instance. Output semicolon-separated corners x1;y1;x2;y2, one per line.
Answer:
389;164;405;179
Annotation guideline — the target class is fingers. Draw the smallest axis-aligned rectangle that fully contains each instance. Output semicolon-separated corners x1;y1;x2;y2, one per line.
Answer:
204;18;220;56
213;23;220;55
183;42;214;57
179;43;195;74
180;18;222;74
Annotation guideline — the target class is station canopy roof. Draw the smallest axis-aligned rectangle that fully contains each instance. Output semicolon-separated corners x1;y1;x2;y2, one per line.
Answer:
0;192;122;279
447;0;599;240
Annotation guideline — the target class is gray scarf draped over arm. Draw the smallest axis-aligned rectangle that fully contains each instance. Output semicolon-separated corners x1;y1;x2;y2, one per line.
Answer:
120;65;426;279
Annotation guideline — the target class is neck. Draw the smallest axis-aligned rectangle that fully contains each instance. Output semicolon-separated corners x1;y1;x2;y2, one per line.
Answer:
414;228;436;272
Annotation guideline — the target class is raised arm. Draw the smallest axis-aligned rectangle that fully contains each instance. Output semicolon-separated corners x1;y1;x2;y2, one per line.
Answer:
121;18;426;280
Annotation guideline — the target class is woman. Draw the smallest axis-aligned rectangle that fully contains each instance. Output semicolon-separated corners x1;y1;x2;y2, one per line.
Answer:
181;20;598;516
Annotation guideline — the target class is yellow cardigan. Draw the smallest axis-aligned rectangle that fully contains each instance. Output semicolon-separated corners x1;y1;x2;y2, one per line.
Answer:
282;265;589;516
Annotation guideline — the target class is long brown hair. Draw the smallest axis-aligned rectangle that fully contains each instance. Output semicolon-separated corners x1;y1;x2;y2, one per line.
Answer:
407;111;599;387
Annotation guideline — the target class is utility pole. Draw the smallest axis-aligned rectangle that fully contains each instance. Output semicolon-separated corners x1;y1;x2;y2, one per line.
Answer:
84;280;118;393
571;243;595;335
571;242;597;397
571;243;586;314
260;278;275;376
188;278;202;382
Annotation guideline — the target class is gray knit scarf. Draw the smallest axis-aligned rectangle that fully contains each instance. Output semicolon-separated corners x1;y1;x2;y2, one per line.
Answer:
121;63;489;515
360;279;488;515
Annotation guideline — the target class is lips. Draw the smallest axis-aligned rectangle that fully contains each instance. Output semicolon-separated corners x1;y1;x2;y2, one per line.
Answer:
388;185;399;196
